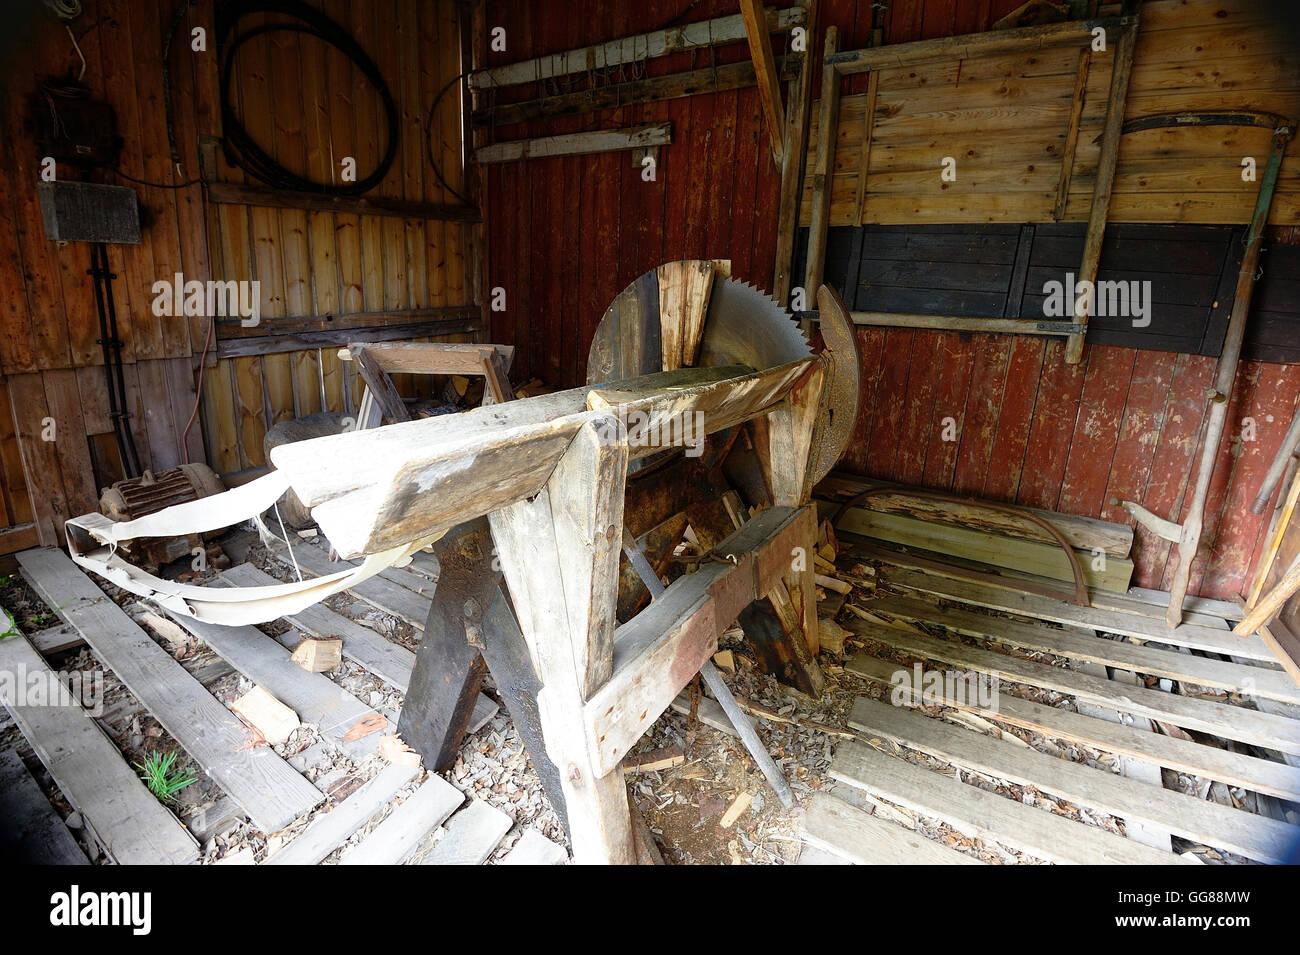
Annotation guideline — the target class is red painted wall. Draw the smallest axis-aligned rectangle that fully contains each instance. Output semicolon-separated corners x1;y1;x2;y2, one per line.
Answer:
482;0;1300;600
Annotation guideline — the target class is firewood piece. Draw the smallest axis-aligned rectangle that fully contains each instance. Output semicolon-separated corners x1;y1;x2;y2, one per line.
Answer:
720;791;753;828
230;687;300;745
815;573;852;595
622;746;685;775
290;637;343;673
818;617;852;655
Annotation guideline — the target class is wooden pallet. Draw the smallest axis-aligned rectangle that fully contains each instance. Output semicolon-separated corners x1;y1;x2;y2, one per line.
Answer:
816;555;1300;865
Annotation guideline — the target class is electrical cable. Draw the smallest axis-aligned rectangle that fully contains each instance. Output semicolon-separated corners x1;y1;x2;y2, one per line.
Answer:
216;0;398;195
425;69;473;205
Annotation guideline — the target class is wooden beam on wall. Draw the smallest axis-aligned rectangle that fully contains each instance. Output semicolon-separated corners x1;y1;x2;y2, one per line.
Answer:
204;181;480;223
474;124;673;165
740;0;788;166
803;25;840;300
828;14;1132;74
215;316;483;360
476;56;800;128
1053;48;1092;222
1065;19;1139;364
470;5;806;90
773;2;818;305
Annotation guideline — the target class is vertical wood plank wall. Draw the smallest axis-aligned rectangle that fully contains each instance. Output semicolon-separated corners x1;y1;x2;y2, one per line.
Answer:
0;0;472;550
483;0;1300;600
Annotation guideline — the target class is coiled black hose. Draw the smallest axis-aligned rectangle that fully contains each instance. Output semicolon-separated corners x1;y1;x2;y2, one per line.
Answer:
215;0;398;196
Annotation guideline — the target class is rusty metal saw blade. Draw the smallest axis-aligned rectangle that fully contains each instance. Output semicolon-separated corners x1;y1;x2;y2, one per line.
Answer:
696;276;812;371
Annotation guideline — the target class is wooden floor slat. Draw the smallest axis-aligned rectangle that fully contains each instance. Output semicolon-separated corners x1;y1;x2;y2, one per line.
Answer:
848;697;1300;864
844;629;1300;755
831;740;1188;865
803;792;985;865
264;763;419;865
17;548;322;833
162;612;385;758
340;774;464;865
851;655;1300;801
865;591;1300;704
870;560;1275;661
0;741;88;864
221;564;498;732
0;630;197;864
268;540;431;628
500;828;568;865
419;798;512;865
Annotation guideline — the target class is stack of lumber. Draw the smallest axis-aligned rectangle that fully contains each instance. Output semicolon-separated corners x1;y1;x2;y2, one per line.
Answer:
815;472;1135;594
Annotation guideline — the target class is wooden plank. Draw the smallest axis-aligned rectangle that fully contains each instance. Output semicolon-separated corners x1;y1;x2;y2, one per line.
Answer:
470;5;805;89
848;696;1299;864
832;740;1184;865
203;181;478;223
17;548;322;833
864;590;1300;704
340;774;464;865
474;124;673;165
0;748;86;864
264;763;419;865
843;632;1300;755
500;827;568;865
159;612;386;756
489;419;634;864
803;792;984;865
266;540;431;628
419;799;512;865
0;631;196;864
832;507;1133;591
873;559;1276;661
773;1;818;304
739;0;786;165
829;16;1132;74
217;316;482;359
851;654;1300;801
221;563;415;690
818;472;1134;556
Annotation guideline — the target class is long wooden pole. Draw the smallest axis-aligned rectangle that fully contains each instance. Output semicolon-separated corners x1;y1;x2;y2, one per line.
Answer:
1064;20;1137;364
1165;126;1294;628
740;0;787;166
772;0;818;305
802;26;840;300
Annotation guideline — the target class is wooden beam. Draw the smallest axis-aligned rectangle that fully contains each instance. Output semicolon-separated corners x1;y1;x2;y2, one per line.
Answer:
476;57;799;128
469;6;806;89
338;341;514;376
217;304;481;340
1053;48;1092;221
740;0;787;166
845;311;1076;336
349;346;412;423
204;181;479;222
214;316;483;359
474;124;673;165
827;15;1132;74
852;68;879;227
803;25;840;299
772;0;819;305
488;420;634;864
1065;19;1138;364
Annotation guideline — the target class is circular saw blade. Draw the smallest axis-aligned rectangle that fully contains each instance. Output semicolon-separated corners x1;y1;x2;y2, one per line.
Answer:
696;276;812;371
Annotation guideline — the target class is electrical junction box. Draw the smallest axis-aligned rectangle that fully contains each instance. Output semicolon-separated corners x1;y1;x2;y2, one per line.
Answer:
37;181;141;244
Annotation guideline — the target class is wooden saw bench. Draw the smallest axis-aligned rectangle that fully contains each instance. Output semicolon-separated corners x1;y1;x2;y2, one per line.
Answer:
265;354;828;864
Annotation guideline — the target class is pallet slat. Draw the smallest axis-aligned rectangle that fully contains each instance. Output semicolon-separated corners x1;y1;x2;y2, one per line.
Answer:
848;697;1300;864
803;792;984;865
0;736;88;864
831;740;1187;865
17;547;322;833
851;654;1300;801
0;631;196;864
